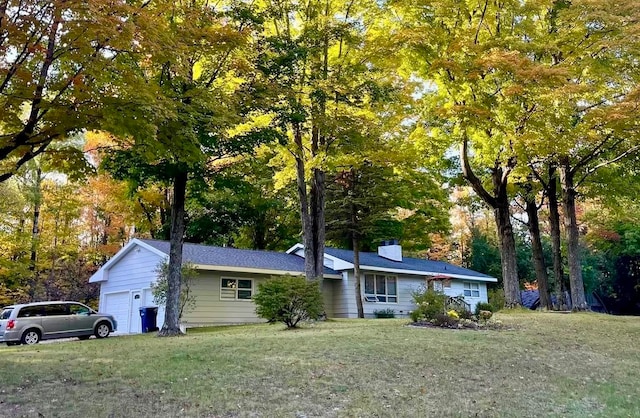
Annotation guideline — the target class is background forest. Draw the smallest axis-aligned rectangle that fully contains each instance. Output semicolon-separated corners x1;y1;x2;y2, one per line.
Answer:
1;0;640;316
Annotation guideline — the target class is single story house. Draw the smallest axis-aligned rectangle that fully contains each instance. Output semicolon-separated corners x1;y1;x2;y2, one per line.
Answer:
89;238;497;333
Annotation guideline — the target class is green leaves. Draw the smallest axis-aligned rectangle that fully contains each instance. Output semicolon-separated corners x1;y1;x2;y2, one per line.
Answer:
253;276;324;328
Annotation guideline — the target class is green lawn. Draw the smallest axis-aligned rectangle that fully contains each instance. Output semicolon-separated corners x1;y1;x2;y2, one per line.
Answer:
1;312;639;417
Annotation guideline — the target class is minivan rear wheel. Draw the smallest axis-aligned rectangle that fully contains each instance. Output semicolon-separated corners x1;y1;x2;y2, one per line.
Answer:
94;322;111;339
21;329;40;345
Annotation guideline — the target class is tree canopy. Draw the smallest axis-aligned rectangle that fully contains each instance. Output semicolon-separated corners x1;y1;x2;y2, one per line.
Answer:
2;0;640;317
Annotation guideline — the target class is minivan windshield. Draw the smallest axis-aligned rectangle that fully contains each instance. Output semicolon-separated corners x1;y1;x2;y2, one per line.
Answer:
1;308;13;320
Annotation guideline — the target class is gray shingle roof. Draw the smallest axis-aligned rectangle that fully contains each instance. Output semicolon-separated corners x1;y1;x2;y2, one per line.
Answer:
324;247;494;279
140;239;339;275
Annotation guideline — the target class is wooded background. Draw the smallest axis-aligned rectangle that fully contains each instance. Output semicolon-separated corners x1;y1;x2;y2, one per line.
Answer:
1;0;640;317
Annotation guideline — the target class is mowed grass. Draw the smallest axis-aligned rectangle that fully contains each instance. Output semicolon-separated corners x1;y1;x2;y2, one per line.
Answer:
1;313;639;418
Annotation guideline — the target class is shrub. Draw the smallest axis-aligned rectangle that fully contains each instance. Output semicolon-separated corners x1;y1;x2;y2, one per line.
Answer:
488;288;505;311
431;313;459;328
411;288;447;321
409;309;423;322
152;261;198;320
475;302;495;315
373;308;395;318
253;276;324;328
457;309;473;320
478;310;493;321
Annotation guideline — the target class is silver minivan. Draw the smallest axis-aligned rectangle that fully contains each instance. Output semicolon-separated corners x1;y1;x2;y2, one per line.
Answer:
0;301;117;345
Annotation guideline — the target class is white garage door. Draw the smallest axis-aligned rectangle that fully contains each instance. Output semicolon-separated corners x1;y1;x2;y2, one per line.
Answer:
104;292;130;334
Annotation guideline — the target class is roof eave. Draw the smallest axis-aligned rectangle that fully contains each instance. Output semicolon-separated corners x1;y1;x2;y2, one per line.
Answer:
355;265;498;282
285;243;304;254
193;264;342;279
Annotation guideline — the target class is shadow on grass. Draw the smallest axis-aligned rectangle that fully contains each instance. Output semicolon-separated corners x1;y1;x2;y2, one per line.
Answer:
185;324;257;334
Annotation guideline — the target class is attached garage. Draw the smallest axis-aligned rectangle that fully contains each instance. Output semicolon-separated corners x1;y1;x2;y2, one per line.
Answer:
90;240;167;334
102;291;130;334
99;289;162;334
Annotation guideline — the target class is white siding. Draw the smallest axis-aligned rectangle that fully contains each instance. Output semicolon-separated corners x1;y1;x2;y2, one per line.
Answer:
443;281;488;313
99;245;163;297
98;245;165;333
338;271;490;318
332;272;356;318
360;272;423;318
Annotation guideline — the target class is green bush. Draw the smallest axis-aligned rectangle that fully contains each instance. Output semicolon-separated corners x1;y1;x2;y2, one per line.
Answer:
151;261;198;320
411;288;447;322
253;276;324;328
431;313;459;328
457;309;473;320
373;308;395;318
475;302;495;315
488;288;505;311
409;309;422;322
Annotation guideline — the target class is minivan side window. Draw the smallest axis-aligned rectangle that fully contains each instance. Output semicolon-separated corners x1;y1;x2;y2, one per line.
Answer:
43;304;68;316
17;306;43;317
1;308;12;319
69;304;90;315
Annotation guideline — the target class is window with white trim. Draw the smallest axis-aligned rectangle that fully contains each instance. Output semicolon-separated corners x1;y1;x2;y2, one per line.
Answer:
463;282;480;297
364;274;397;303
220;278;253;300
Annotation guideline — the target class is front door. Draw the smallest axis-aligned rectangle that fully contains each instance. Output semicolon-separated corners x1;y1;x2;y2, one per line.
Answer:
129;291;142;333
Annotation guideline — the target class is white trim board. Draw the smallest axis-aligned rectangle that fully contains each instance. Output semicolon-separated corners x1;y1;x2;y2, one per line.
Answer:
193;264;342;279
357;265;498;282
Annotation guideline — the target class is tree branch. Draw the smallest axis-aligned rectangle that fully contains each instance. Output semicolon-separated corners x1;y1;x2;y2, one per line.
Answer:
575;145;640;188
460;135;497;208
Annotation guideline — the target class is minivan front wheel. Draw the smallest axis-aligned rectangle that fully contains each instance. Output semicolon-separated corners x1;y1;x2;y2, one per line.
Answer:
94;322;111;339
21;329;41;345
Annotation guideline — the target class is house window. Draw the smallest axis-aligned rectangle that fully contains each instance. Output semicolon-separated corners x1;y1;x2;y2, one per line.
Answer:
364;274;398;303
463;282;480;297
221;278;253;300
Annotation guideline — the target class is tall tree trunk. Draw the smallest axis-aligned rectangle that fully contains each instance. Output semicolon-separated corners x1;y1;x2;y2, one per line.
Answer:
159;170;188;336
352;216;364;319
29;167;42;271
310;168;326;289
547;165;566;310
559;158;588;311
27;166;43;301
524;191;552;310
494;199;522;307
253;212;267;250
461;138;522;307
293;124;317;282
